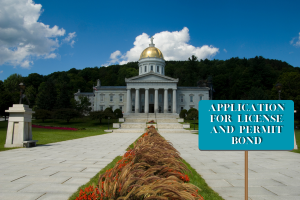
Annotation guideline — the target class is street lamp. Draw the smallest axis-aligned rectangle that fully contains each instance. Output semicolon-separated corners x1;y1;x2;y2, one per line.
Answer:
276;83;282;100
108;117;110;130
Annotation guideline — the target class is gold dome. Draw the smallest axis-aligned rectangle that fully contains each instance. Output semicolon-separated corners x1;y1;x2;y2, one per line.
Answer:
140;47;164;60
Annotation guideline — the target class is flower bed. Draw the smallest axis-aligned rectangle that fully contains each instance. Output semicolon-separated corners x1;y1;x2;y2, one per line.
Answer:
32;124;78;131
76;126;204;200
147;120;155;123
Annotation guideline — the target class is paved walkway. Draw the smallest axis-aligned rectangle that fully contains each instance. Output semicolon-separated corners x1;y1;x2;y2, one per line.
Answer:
160;133;300;200
0;133;141;200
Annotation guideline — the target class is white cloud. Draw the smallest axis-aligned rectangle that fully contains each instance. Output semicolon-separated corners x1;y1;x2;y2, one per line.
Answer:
0;70;3;74
0;0;74;68
223;49;227;53
63;32;76;47
290;33;300;47
107;27;219;65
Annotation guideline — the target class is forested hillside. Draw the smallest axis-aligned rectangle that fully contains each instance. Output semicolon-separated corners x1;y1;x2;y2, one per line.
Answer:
1;56;300;119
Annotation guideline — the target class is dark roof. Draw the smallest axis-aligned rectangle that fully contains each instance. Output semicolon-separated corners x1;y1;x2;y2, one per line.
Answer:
98;86;127;90
74;92;94;96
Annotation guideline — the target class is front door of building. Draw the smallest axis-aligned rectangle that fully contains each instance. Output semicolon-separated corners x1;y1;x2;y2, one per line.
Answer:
149;104;154;113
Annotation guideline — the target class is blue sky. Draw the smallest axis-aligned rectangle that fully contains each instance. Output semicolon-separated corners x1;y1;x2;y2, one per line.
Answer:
1;0;300;81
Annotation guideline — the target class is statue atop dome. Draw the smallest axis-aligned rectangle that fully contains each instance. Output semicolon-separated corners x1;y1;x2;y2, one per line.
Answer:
149;36;155;47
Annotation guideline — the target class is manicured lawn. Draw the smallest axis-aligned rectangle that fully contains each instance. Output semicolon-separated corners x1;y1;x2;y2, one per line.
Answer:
0;118;116;152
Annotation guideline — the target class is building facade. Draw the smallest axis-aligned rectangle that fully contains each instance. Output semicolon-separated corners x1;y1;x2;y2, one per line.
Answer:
74;37;210;114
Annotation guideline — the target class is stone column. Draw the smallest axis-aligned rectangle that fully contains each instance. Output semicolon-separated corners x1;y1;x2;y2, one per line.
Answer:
164;89;168;113
135;89;140;113
173;89;177;113
154;89;158;113
126;89;131;113
145;89;149;113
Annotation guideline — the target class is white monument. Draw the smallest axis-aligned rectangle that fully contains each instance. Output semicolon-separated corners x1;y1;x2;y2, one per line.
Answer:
4;104;37;148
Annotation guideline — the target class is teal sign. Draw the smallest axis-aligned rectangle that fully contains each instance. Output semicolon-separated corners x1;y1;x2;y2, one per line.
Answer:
198;100;294;151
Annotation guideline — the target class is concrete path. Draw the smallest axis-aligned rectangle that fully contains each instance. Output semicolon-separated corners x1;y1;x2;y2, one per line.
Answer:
160;133;300;200
0;133;141;200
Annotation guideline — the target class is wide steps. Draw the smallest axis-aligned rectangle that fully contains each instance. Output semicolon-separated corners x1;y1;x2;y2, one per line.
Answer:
113;128;145;133
156;118;178;123
158;129;191;133
125;118;148;123
157;123;183;129
121;123;145;129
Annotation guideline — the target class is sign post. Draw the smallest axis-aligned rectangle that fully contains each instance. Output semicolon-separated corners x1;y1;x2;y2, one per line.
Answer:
198;100;294;199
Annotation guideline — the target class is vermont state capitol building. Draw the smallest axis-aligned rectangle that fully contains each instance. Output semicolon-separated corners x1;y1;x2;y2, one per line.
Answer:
74;37;209;114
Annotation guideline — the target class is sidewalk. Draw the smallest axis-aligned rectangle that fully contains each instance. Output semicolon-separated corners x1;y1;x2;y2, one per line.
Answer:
160;133;300;200
0;132;141;200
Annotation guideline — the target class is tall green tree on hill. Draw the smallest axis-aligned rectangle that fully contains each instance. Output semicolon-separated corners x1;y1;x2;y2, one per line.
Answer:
36;78;57;111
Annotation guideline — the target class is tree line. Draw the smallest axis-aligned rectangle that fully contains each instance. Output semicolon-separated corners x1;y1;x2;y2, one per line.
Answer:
0;55;300;121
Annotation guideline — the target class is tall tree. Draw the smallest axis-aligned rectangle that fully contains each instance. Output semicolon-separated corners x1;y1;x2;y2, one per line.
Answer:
36;79;57;111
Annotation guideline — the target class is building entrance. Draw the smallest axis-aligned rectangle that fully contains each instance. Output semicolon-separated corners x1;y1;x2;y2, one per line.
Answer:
149;104;154;113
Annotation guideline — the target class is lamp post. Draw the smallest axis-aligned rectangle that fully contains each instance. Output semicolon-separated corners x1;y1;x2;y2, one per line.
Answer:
276;83;282;100
193;117;195;130
108;117;110;130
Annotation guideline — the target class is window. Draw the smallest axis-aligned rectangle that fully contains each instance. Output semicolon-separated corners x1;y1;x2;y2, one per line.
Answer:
120;95;123;102
181;107;184;111
132;105;135;111
159;106;161;113
119;106;122;111
144;66;146;72
168;105;171;112
159;94;162;103
190;96;193;102
110;106;113;110
151;66;153;71
150;94;154;103
200;96;203;100
157;66;159;72
142;106;144;112
180;96;183;103
100;106;103;111
100;95;104;102
110;95;113;102
168;93;171;102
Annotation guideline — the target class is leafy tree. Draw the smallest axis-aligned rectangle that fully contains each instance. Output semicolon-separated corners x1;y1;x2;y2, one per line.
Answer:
3;73;23;103
0;91;13;121
90;111;106;124
36;79;57;111
34;109;52;122
186;109;198;120
71;96;92;115
55;83;72;109
53;108;81;123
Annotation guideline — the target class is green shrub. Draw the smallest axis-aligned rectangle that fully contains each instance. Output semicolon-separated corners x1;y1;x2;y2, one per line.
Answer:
186;110;198;120
52;108;81;123
114;108;123;118
179;109;187;119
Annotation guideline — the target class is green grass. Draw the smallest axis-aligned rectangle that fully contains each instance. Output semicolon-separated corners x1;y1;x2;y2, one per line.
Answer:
68;156;123;200
291;129;300;154
0;118;116;152
182;159;224;200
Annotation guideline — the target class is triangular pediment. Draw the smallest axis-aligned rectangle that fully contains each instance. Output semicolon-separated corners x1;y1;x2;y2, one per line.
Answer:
126;71;178;82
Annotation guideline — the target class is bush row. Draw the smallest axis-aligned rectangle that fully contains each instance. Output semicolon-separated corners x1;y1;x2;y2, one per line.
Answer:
76;126;204;200
180;108;198;120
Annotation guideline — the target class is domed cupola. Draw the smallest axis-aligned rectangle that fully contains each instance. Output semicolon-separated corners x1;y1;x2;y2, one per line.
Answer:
138;36;166;76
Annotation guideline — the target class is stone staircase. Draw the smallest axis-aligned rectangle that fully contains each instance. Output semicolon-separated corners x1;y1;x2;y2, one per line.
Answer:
113;113;191;134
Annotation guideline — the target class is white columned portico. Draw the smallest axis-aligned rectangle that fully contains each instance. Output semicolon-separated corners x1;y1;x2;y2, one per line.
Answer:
173;89;177;113
154;89;158;113
135;89;140;113
164;89;168;113
126;89;131;113
145;89;149;113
